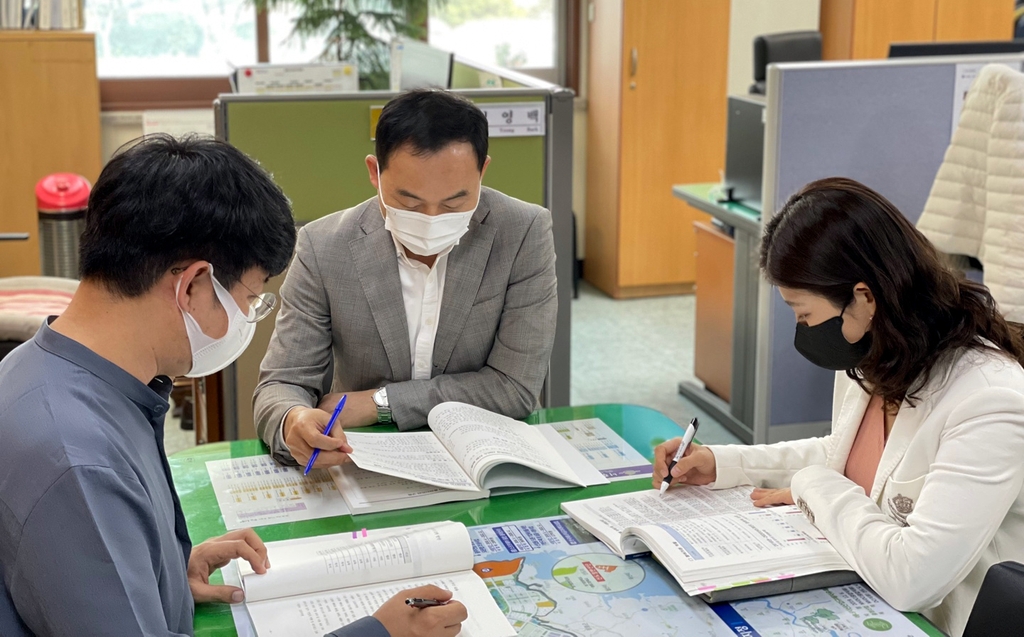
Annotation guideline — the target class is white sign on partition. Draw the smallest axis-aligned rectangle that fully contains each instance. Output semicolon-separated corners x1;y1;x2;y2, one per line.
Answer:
480;102;546;137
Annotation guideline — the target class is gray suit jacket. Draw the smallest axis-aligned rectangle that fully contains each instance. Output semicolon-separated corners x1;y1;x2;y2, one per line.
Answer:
254;188;558;463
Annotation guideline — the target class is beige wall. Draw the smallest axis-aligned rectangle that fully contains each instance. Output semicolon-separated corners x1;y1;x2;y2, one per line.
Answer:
727;0;821;97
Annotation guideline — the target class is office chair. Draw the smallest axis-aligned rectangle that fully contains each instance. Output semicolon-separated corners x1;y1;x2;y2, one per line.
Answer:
750;31;822;95
963;561;1024;637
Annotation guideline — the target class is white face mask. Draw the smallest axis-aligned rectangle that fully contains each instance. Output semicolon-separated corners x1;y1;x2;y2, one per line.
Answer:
377;167;480;256
176;265;256;378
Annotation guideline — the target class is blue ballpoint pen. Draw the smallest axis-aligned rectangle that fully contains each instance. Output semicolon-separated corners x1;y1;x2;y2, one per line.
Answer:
303;394;347;476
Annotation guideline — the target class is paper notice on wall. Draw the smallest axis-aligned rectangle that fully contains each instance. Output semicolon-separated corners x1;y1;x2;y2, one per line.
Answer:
951;62;1024;138
143;109;217;139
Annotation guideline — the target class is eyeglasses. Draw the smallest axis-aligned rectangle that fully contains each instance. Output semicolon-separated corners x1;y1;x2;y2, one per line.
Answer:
172;265;277;324
236;279;277;324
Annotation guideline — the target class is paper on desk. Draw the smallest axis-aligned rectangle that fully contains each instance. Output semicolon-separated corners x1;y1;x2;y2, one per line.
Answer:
550;418;653;481
206;456;350;530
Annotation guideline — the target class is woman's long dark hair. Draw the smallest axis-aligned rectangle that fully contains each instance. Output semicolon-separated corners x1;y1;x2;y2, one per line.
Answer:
761;177;1024;411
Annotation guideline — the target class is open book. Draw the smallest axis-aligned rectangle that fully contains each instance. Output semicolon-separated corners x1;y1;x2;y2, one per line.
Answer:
237;521;515;637
561;486;859;603
331;402;608;514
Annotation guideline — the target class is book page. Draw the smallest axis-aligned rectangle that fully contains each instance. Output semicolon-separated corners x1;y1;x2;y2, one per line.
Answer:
345;431;479;491
428;402;582;486
635;507;849;595
245;570;515;637
549;418;654;481
330;464;487;514
561;486;755;554
239;521;473;602
206;456;350;529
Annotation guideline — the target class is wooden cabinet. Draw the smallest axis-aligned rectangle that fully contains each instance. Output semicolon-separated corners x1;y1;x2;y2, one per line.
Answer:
584;0;730;298
821;0;1014;60
0;32;101;278
693;221;734;401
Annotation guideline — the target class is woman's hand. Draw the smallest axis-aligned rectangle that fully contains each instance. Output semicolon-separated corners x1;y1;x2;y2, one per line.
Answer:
652;439;717;490
750;488;794;507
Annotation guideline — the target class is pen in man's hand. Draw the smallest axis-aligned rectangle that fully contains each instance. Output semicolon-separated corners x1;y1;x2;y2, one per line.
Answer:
406;598;449;608
660;417;700;496
303;395;347;476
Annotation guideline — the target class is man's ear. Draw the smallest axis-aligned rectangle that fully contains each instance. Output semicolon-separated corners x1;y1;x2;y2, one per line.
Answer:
366;155;380;189
175;261;211;313
480;155;492;180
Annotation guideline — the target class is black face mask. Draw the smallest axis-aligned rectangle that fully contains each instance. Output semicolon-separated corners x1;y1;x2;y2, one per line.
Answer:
794;310;872;371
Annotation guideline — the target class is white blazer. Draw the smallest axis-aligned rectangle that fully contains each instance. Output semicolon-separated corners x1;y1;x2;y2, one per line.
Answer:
707;346;1024;637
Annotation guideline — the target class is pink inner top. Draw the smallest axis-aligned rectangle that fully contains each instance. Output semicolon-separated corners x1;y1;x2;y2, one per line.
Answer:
845;394;886;495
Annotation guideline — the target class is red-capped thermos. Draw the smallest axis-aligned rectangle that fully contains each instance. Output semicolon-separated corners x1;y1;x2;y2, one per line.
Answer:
36;173;90;279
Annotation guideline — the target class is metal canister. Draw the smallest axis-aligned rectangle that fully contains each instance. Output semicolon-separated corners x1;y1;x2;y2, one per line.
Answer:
36;173;90;279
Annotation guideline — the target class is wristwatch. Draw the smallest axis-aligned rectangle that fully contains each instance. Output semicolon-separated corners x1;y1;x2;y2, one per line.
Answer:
372;387;392;424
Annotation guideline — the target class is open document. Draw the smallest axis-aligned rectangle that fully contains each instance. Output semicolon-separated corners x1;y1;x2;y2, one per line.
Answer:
332;403;608;514
562;487;858;602
207;455;350;530
237;521;514;637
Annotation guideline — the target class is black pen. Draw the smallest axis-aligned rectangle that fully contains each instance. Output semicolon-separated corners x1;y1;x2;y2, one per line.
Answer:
406;598;449;608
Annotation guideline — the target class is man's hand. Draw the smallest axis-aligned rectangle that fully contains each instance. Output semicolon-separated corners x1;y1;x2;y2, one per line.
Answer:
188;529;269;604
282;406;354;469
751;488;794;508
317;389;378;429
652;440;717;490
372;585;467;637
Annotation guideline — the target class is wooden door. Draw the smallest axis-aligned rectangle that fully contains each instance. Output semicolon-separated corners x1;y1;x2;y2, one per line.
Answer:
934;0;1014;41
618;0;729;293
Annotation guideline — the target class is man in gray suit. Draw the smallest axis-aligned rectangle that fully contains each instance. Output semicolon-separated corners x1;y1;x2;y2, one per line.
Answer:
255;89;558;468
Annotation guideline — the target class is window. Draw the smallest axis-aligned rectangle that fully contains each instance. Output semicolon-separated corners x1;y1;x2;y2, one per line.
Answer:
428;0;559;82
86;0;257;77
268;3;320;64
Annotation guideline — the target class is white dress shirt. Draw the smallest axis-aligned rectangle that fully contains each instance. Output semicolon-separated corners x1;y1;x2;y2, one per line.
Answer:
392;235;451;380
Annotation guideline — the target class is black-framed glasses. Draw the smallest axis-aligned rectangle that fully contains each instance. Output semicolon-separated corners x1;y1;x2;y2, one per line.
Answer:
171;266;277;324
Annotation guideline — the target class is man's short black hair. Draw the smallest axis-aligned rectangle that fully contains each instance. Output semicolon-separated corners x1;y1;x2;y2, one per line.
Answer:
80;134;297;297
375;89;489;172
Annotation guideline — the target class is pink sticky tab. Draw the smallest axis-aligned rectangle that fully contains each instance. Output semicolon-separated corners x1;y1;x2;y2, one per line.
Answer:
361;528;368;537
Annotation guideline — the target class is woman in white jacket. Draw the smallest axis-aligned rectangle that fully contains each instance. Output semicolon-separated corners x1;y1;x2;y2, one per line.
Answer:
655;177;1024;637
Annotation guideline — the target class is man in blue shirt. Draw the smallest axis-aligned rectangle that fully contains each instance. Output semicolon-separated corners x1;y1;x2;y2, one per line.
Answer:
0;135;467;637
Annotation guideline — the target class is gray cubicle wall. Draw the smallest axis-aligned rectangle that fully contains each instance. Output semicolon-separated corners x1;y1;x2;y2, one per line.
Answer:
756;54;1024;443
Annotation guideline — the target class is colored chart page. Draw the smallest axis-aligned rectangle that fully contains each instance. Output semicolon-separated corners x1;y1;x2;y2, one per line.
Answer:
469;516;736;637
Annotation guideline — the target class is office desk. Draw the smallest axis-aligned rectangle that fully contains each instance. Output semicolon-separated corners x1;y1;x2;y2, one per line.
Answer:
173;404;684;635
171;403;940;636
673;183;761;443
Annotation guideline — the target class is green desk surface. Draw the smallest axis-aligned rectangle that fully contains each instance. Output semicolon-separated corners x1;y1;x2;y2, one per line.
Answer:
171;403;943;637
672;182;762;236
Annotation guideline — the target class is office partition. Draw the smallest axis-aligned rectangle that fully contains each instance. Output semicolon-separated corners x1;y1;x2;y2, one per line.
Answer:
756;54;1024;442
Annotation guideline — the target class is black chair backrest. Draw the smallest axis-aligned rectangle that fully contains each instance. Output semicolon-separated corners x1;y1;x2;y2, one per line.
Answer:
963;561;1024;637
751;30;822;95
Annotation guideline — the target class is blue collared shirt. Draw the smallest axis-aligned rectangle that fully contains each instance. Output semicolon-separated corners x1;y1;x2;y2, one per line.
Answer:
0;323;389;637
0;322;193;636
